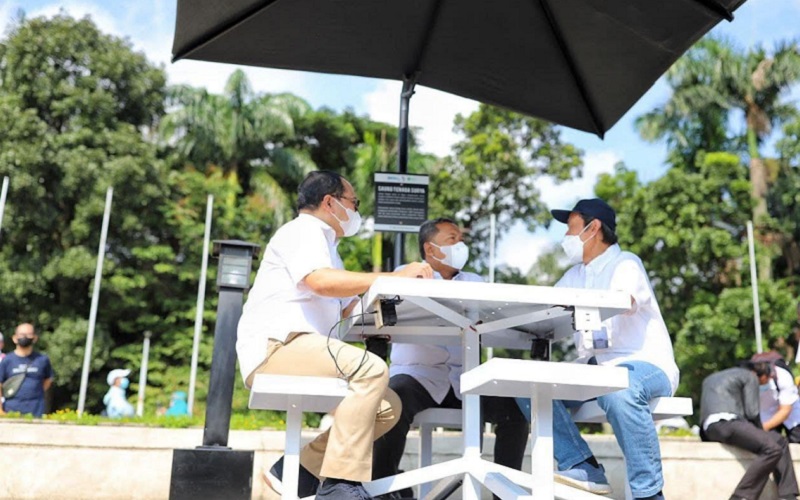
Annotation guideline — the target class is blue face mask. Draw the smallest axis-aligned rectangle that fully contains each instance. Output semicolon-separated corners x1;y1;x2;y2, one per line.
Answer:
760;383;770;393
120;378;130;390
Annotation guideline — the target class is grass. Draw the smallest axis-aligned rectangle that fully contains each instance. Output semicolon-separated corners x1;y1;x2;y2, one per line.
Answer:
0;408;322;430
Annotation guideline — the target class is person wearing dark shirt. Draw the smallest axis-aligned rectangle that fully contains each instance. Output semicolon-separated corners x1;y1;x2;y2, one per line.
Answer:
700;364;799;500
0;323;54;418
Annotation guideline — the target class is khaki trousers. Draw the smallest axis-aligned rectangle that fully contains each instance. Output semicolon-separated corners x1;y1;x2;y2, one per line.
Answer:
247;332;401;482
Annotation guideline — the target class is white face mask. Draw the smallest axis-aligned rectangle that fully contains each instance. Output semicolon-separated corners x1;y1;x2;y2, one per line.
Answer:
430;241;469;270
560;223;594;265
332;198;362;237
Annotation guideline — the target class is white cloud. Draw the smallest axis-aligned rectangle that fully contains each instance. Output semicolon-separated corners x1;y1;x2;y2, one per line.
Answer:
6;1;310;97
168;60;310;96
494;149;621;273
496;226;556;275
364;81;479;157
27;1;119;38
535;150;621;211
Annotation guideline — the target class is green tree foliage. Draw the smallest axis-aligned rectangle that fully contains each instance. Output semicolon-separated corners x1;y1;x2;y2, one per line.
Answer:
636;38;800;280
0;15;168;411
596;153;796;415
770;117;800;280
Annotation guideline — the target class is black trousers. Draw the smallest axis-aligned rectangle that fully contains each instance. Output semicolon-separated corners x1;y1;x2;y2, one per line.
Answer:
705;419;799;499
774;424;800;444
372;374;529;485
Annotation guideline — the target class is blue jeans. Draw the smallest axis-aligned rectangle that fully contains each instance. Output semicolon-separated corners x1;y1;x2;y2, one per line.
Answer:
516;361;672;498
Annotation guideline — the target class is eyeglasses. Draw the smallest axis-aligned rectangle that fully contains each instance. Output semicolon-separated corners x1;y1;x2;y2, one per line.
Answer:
338;196;360;211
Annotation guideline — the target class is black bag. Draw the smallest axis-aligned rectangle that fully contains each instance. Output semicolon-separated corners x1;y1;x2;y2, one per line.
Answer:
2;372;27;400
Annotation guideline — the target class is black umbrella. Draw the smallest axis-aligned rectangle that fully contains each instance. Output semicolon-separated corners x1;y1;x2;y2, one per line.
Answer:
172;0;746;261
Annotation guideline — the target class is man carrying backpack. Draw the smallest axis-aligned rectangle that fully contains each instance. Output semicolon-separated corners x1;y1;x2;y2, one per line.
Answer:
752;351;800;443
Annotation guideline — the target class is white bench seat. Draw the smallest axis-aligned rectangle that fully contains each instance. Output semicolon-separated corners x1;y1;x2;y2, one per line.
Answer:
249;374;350;500
572;396;693;423
411;408;463;498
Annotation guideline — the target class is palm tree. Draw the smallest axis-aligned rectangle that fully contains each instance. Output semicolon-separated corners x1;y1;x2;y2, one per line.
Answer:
161;70;316;223
637;38;800;279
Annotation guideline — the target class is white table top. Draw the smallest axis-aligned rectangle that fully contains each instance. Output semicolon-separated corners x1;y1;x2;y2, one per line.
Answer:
345;276;631;348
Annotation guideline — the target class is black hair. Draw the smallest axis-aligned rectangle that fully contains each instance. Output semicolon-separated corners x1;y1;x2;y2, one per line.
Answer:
750;361;772;378
418;218;458;258
578;214;618;245
297;171;346;211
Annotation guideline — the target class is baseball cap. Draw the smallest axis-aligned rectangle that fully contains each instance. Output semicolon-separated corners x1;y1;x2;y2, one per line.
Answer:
550;198;616;232
107;368;131;386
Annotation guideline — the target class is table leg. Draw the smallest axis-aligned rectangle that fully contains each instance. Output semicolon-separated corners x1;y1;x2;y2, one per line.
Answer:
530;385;554;500
462;326;482;499
284;399;302;500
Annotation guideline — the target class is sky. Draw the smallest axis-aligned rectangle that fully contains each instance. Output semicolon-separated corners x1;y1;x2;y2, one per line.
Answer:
1;0;799;273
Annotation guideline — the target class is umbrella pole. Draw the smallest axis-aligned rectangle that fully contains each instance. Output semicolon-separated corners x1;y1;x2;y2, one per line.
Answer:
393;78;416;269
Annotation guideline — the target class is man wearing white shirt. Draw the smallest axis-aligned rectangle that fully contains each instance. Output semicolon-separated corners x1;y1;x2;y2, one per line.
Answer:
755;355;800;443
701;363;798;500
372;218;529;496
547;199;679;500
237;171;433;499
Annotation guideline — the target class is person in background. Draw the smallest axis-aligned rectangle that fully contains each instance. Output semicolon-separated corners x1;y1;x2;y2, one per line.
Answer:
0;323;54;417
165;390;190;416
0;332;6;363
700;363;799;500
104;368;135;418
751;354;800;444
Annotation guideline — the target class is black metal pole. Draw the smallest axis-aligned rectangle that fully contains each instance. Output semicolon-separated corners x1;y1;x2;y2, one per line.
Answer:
202;288;242;447
394;78;416;269
170;240;260;500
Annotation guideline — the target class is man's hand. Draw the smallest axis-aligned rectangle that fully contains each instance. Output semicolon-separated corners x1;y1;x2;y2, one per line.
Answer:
394;262;434;279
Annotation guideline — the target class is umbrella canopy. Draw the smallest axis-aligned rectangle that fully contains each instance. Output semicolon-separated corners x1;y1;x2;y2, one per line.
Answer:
172;0;746;137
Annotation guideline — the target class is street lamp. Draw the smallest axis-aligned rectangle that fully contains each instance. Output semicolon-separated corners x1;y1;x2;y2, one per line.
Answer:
169;240;261;500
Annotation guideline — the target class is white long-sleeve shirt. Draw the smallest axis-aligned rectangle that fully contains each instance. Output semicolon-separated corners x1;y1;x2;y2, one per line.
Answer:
389;270;483;403
236;214;352;383
556;244;680;394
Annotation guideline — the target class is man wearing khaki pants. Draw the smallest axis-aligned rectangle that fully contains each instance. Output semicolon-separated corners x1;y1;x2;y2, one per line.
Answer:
237;170;433;499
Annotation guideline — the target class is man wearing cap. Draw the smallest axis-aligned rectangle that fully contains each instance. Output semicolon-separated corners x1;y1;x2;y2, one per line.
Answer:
547;199;679;500
0;323;55;417
104;368;134;418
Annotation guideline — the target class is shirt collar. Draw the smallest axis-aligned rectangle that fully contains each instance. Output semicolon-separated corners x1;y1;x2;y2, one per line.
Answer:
585;243;621;274
297;213;338;246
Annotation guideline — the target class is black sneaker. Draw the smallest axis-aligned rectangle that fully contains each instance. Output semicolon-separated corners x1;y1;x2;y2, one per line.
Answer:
262;455;320;497
316;478;373;499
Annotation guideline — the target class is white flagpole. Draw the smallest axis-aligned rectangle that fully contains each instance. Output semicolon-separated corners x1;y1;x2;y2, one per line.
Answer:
77;187;113;417
188;194;214;415
136;331;152;417
747;221;763;353
0;176;9;242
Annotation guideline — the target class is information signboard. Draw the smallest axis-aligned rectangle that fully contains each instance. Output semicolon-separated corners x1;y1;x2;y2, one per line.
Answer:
373;173;429;233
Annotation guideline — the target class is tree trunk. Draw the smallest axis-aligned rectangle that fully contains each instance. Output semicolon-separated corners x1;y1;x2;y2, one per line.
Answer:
748;127;772;281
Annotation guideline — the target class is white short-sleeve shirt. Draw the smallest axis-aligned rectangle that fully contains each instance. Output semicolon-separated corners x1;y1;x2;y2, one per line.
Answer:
760;365;800;429
556;244;680;394
236;214;347;383
389;270;483;403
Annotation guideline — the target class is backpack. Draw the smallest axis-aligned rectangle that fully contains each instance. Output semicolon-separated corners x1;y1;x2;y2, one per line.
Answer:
751;350;793;394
